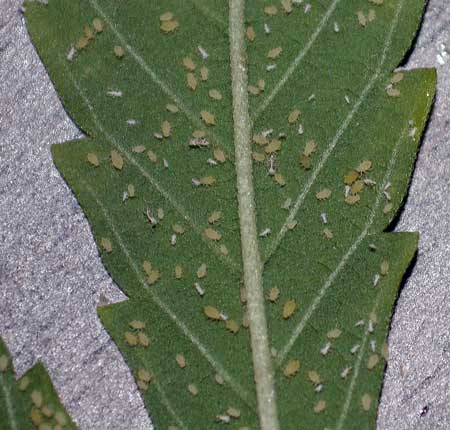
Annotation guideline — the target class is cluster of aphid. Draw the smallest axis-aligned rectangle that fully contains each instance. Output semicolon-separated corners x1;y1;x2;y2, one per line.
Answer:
0;356;69;429
67;17;104;62
385;72;404;98
124;320;151;348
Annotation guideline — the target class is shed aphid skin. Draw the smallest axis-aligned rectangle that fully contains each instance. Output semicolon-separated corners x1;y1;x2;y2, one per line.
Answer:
100;238;112;253
351;344;360;354
106;90;122;97
264;5;278;15
197;263;207;278
67;46;77;61
320;342;331;355
320;212;328;224
340;367;352;379
313;400;326;414
145;208;158;227
176;354;187;369
361;393;372;411
189;137;209;148
259;228;271;237
266;64;277;72
127;119;137;127
288;109;301;124
304;3;312;13
316;188;332;200
200;110;216;126
182;56;196;71
153;132;163;140
87;152;99;167
264;23;271;35
200;66;209;81
323;228;333;240
283;359;300;377
194;282;205;296
192;178;201;187
334;21;340;33
246;26;256;42
373;273;380;287
267;47;283;59
111;150;124;170
197;45;208;60
370;339;377;352
283;299;297;319
216;415;231;424
207;158;217;166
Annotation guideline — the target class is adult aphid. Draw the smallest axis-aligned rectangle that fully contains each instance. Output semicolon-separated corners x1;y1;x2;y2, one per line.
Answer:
213;148;226;163
204;228;221;241
176;354;187;368
204;305;221;320
182;57;196;71
187;73;197;91
111;150;124;170
283;299;297;319
209;89;222;100
225;319;239;334
175;265;183;279
200;111;216;126
101;238;113;253
187;384;199;396
361;394;372;411
246;26;256;42
264;5;278;16
87;152;99;167
267;47;283;59
316;188;332;200
288;109;301;124
313;400;326;414
283;359;300;377
208;210;222;224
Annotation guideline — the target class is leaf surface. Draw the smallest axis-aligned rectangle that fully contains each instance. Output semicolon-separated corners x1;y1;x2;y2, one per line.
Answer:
25;0;436;428
0;337;76;430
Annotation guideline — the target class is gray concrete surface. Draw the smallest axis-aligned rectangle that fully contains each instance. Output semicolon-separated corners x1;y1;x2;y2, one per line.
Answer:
0;1;448;429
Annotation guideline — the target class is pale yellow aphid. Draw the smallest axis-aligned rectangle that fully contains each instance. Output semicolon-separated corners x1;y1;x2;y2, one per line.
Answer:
240;287;247;304
101;238;112;253
200;111;216;126
147;150;158;163
323;228;333;240
54;411;68;426
303;140;317;157
137;380;149;391
367;354;380;370
283;299;297;319
368;9;376;22
209;89;222;100
391;73;404;84
281;0;293;14
283;359;300;377
18;376;30;391
351;180;364;194
182;56;196;71
143;260;152;275
187;73;197;91
111;150;123;170
124;332;137;346
87;152;99;167
286;220;297;230
248;85;260;96
242;312;250;328
138;369;152;382
345;195;360;205
361;393;372;411
226;319;240;334
299;154;311;170
288;109;301;124
157;208;164;220
208;210;222;224
327;328;342;339
175;265;183;279
197;263;207;278
41;405;54;418
265;139;281;154
268;287;280;302
252;152;265;162
200;176;216;186
264;5;278;16
274;173;286;187
258;79;266;91
133;145;146;153
316;188;332;200
31;390;43;408
357;11;367;27
138;332;150;347
356;160;372;173
166;104;179;113
215;374;224;385
220;245;229;256
200;66;209;81
92;17;104;33
160;20;179;33
193;129;206;138
129;320;145;330
147;270;160;285
307;370;321;385
267;47;283;59
204;228;222;241
75;36;89;50
84;25;95;40
227;407;241;418
344;170;359;185
176;354;186;368
204;305;221;320
253;134;269;145
313;400;326;414
160;11;173;22
383;203;393;214
172;224;185;234
369;312;378;325
387;87;401;97
162;120;171;138
114;45;125;58
0;356;8;372
213;148;226;163
127;184;135;198
380;260;389;276
381;343;389;360
246;26;256;42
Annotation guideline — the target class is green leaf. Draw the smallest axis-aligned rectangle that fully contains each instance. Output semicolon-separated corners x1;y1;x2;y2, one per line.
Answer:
0;337;77;430
25;0;436;428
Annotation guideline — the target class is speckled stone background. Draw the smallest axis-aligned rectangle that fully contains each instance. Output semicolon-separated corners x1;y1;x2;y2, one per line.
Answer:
0;1;448;429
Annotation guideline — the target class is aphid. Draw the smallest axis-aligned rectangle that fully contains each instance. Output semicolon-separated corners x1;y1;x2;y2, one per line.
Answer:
282;198;292;210
127;184;135;198
274;173;286;187
143;260;152;275
357;10;367;27
137;380;149;391
160;19;179;33
175;265;183;279
204;305;221;320
344;170;359;185
187;73;197;90
283;359;300;377
258;79;266;91
84;25;95;40
264;5;278;15
129;320;145;330
246;26;256;42
209;89;222;100
87;152;99;167
220;245;229;256
264;23;271;34
200;176;216;186
253;133;269;145
361;394;372;411
299;154;311;170
282;0;293;13
240;287;247;304
267;47;282;59
136;333;149;348
323;228;333;240
265;139;281;154
288;109;301;124
75;36;89;50
345;195;360;205
147;270;161;285
92;17;104;32
114;45;125;58
197;263;207;279
350;344;360;354
252;152;265;162
204;228;221;241
386;87;401;97
111;150;124;170
0;356;8;372
156;208;164;220
208;210;222;224
183;56;196;71
200;66;209;81
200;110;216;126
316;188;332;200
166;103;179;113
268;287;280;302
271;347;278;358
341;367;352;379
187;384;199;396
31;390;43;408
356;160;372;173
172;224;185;234
370;0;384;4
381;343;389;360
67;46;77;61
383;203;393;214
101;238;112;253
145;208;158;226
124;331;138;346
18;376;30;391
162;120;171;137
227;407;241;418
327;328;341;339
266;64;277;72
286;220;297;230
307;370;321;385
368;9;376;22
176;354;186;368
351;180;364;194
303;140;316;157
226;319;240;334
31;408;42;426
320;213;328;224
160;11;174;22
54;412;68;426
283;299;297;319
380;260;389;276
248;85;260;96
259;228;271;237
334;21;340;33
383;190;391;201
215;374;224;385
194;282;205;296
213;148;226;163
193;129;206;138
373;273;380;287
313;400;326;414
41;405;54;418
197;45;208;60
